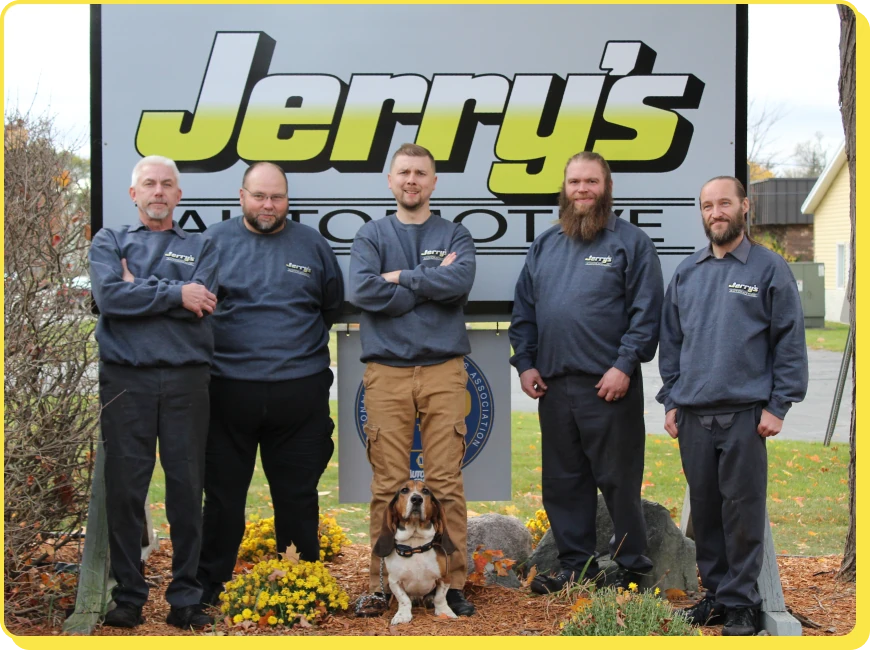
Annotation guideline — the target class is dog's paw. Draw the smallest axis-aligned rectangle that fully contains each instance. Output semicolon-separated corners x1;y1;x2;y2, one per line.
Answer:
433;605;457;619
390;609;413;625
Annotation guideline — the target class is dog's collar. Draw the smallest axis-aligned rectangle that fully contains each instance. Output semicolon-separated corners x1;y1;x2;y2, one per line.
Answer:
394;539;436;557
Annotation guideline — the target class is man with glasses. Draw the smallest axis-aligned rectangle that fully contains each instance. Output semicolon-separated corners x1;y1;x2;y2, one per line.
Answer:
195;162;344;608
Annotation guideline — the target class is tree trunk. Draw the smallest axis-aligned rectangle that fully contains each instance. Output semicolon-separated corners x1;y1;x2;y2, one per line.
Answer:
836;3;856;583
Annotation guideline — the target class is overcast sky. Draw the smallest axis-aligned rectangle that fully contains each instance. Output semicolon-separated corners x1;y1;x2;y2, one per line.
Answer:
2;3;854;173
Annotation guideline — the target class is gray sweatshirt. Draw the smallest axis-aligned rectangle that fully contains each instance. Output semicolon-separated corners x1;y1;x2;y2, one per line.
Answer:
349;214;475;365
509;213;663;378
656;236;808;419
206;216;343;381
89;221;217;367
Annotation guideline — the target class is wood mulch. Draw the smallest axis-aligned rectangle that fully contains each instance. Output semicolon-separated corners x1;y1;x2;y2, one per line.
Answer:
6;542;856;637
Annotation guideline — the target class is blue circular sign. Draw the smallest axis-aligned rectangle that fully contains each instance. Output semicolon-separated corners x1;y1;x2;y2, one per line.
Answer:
355;356;494;480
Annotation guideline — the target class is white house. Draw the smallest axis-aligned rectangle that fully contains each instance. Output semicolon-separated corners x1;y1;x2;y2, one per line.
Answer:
802;142;850;323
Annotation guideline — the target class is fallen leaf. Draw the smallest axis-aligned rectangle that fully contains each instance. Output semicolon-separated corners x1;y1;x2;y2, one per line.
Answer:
664;588;686;601
523;566;538;587
571;597;592;613
279;544;300;564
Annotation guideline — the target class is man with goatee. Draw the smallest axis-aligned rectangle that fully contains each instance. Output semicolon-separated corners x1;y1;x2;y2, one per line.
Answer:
509;152;663;594
195;162;343;608
657;177;807;635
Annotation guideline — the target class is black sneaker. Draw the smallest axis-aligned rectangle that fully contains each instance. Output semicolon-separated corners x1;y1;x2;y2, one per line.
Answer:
446;589;475;616
682;593;726;626
530;569;577;595
609;565;647;591
102;601;144;628
166;604;214;630
723;607;760;636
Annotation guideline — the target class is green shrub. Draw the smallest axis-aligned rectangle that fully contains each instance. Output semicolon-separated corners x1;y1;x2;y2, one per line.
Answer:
560;586;699;636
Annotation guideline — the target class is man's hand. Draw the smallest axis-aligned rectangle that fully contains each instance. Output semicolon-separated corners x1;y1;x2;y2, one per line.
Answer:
520;368;548;399
381;270;401;284
664;408;679;439
440;252;457;267
120;259;135;283
181;283;217;318
757;409;783;438
595;367;630;402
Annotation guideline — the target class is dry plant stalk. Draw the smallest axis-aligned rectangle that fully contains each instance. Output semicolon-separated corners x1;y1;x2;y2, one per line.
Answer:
4;111;99;621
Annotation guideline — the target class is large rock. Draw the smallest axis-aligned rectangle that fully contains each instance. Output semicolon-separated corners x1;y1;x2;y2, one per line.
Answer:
524;496;698;591
465;513;533;571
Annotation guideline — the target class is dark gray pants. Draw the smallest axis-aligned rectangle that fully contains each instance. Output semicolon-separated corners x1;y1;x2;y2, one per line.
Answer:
678;406;766;609
539;371;652;574
98;362;210;608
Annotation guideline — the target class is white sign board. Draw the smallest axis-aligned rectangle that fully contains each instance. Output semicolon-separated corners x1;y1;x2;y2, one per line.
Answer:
95;4;746;315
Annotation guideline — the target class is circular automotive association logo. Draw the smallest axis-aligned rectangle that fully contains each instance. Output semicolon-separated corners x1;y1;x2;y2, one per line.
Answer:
355;356;494;480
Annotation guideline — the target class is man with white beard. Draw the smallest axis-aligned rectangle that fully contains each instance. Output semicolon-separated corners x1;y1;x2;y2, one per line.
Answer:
509;152;664;594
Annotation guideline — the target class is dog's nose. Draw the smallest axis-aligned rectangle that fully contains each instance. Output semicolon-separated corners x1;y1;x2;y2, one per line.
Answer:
411;494;423;505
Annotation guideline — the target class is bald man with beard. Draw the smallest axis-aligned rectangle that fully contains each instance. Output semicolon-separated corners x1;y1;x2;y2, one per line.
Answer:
509;152;664;594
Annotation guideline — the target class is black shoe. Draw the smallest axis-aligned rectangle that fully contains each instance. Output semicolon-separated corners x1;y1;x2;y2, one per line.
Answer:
608;565;647;591
682;593;726;625
102;601;144;628
723;607;760;636
530;569;577;595
355;592;391;617
446;589;475;616
166;604;214;630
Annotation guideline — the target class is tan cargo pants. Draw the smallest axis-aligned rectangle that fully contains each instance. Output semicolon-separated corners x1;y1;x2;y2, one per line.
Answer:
363;357;469;591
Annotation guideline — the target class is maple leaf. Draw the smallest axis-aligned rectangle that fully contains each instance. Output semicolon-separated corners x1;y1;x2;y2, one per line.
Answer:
296;616;313;628
472;551;490;574
494;558;516;576
280;543;301;564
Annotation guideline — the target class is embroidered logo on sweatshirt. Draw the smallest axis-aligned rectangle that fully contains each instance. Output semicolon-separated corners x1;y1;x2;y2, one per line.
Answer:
728;281;759;297
421;249;448;262
164;251;196;266
584;255;613;267
286;262;312;277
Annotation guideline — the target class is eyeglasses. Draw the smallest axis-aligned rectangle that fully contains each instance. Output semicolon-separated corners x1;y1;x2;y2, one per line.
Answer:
242;187;288;203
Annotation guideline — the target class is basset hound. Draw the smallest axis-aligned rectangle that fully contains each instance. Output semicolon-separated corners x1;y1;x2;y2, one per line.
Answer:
373;480;457;625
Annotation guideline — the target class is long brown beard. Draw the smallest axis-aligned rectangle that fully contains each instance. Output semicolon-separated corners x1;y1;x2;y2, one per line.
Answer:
558;185;613;242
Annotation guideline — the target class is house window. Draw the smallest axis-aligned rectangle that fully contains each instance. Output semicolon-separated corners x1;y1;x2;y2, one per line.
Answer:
837;243;848;289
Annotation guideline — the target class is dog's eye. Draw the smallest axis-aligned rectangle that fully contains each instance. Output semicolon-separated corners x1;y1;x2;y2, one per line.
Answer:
422;488;430;495
400;487;409;494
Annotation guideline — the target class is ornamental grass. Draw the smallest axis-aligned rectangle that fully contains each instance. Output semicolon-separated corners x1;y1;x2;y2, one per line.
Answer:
220;557;350;627
560;585;699;636
238;514;349;563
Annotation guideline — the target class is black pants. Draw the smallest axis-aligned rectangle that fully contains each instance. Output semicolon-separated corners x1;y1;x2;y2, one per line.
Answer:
197;369;335;589
99;362;210;608
678;406;767;608
539;371;652;574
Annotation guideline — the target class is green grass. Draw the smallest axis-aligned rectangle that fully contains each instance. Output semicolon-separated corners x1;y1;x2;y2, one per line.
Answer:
147;406;849;556
806;321;849;352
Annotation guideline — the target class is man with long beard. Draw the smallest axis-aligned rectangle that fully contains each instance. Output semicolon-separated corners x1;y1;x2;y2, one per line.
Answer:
509;152;663;594
657;176;807;635
195;162;344;608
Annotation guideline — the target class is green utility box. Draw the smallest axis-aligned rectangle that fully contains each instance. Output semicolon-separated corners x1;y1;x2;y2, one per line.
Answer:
788;262;825;329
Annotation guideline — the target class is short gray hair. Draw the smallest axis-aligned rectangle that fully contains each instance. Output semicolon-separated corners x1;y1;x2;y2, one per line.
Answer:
131;155;180;186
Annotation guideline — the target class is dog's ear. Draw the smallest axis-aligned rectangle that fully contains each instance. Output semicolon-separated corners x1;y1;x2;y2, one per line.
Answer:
431;493;456;555
373;492;399;557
